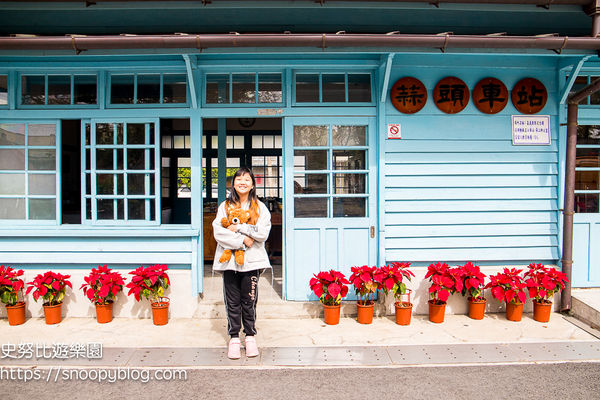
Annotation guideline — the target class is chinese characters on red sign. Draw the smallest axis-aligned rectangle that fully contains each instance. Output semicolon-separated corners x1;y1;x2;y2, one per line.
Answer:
433;76;469;114
391;77;427;114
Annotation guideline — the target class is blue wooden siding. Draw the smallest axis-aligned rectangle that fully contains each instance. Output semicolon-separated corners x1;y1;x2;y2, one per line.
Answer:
383;56;559;264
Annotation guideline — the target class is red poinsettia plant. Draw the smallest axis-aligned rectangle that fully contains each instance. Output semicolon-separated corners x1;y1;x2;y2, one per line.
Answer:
459;262;487;302
0;265;25;306
80;265;125;306
25;271;72;306
309;269;350;306
125;264;170;303
486;267;527;305
349;265;384;305
379;262;415;304
425;262;464;304
524;263;569;304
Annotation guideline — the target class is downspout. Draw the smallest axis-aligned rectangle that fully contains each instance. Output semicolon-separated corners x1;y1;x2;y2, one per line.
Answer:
585;0;600;37
562;77;600;312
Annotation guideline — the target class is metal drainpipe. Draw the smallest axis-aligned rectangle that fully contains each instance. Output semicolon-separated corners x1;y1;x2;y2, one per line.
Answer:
586;0;600;37
562;77;600;312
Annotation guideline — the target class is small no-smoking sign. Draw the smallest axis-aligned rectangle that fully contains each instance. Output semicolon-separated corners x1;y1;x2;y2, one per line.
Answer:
387;124;401;139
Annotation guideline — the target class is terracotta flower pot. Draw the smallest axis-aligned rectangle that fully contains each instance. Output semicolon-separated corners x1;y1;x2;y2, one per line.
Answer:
533;300;552;323
505;301;523;322
356;301;374;324
322;304;341;325
395;302;412;325
151;297;169;326
95;302;114;324
468;297;486;320
6;302;26;326
43;303;62;325
428;300;446;323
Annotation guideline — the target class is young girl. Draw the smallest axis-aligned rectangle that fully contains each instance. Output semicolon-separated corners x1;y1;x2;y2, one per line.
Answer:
212;167;272;359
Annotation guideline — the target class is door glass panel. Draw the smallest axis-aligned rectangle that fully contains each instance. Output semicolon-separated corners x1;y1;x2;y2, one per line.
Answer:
577;125;600;144
576;148;600;167
0;124;25;145
0;173;25;195
128;174;145;195
29;199;56;220
333;150;366;170
127;123;146;144
333;197;366;217
177;157;191;198
295;74;319;102
332;125;366;146
334;173;366;194
576;171;599;190
97;174;114;194
0;198;25;219
96;149;113;170
96;123;114;145
28;149;55;170
29;174;56;195
322;74;345;102
258;73;282;103
232;74;255;103
294;174;327;194
48;75;71;105
28;124;56;146
575;193;599;213
294;150;327;170
294;197;328;218
348;74;371;102
293;126;327;146
0;149;25;170
127;149;146;170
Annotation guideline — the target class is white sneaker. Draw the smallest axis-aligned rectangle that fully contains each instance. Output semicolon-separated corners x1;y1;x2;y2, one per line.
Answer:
245;336;259;358
228;338;241;359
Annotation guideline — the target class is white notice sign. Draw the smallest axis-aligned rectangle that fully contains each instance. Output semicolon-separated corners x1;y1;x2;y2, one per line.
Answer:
387;123;401;139
512;115;551;145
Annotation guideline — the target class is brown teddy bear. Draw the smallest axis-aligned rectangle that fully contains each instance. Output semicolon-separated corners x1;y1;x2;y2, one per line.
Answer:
219;207;251;265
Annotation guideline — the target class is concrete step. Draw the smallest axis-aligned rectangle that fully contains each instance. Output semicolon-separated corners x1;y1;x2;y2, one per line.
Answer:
572;288;600;330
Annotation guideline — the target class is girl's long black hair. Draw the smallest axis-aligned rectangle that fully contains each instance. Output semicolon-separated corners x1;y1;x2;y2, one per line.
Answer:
226;166;259;206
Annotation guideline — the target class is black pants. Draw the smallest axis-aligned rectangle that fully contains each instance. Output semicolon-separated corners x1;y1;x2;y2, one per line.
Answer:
223;269;260;338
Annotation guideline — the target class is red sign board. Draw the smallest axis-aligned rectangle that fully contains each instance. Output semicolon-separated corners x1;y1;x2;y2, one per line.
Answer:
472;77;508;114
433;76;469;114
390;77;427;114
511;78;548;114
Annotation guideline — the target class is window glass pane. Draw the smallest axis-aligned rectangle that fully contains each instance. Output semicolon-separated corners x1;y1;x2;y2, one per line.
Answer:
0;173;25;195
0;149;25;170
294;174;327;194
127;149;146;170
163;74;187;103
348;74;371;102
577;125;600;145
294;150;327;170
206;74;230;104
570;76;588;105
0;75;7;105
296;74;319;102
333;197;366;217
202;136;206;149
96;123;114;145
0;124;25;145
29;174;56;195
234;136;244;149
116;149;124;169
275;136;282;148
74;75;97;104
29;199;56;220
252;135;262;148
162;136;171;149
227;158;240;168
575;193;599;213
211;136;218;149
0;198;25;219
576;148;600;167
47;75;71;105
322;74;345;102
295;197;328;218
258;73;282;103
28;124;56;146
97;174;114;194
263;135;274;149
127;123;146;145
128;174;145;195
333;150;366;170
293;125;327;146
128;199;146;220
111;74;134;104
173;135;185;149
85;173;91;195
226;136;233;149
137;74;161;104
28;149;55;170
116;174;124;195
576;171;599;190
591;77;600;105
177;157;191;199
333;125;366;146
98;199;114;219
21;75;45;105
334;173;366;194
233;73;256;103
96;150;113;170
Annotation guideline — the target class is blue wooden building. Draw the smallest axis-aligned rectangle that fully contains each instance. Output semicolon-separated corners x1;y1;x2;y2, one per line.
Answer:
0;0;599;317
